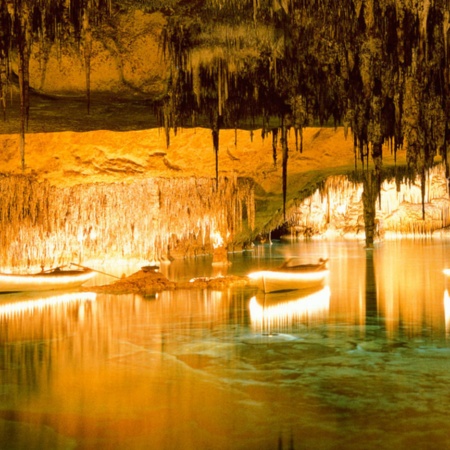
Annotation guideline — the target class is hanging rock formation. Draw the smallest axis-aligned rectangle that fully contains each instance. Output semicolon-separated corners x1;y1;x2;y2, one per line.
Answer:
0;173;254;270
1;1;450;266
287;163;450;240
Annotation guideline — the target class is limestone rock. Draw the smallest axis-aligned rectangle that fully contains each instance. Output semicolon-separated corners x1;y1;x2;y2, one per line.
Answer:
11;11;167;98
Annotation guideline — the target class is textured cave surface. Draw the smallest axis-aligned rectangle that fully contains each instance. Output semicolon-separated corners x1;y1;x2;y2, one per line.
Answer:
1;1;450;268
2;125;448;271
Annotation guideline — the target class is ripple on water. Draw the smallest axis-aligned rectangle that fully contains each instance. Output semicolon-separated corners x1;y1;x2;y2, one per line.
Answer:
239;333;300;344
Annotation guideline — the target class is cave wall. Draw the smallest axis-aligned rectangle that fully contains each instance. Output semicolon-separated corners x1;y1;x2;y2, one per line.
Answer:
1;160;448;272
287;163;450;239
3;0;450;266
0;174;254;271
10;10;168;98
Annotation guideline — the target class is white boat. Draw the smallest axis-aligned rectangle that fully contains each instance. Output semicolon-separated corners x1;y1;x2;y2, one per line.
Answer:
0;267;96;293
248;258;329;293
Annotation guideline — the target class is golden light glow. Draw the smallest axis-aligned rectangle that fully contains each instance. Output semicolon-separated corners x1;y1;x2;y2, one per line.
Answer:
0;270;97;293
0;291;96;317
211;231;224;248
444;289;450;335
248;269;329;293
290;164;449;239
249;286;331;331
374;243;445;337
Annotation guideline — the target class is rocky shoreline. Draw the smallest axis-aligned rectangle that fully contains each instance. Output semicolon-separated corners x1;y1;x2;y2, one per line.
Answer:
83;266;251;296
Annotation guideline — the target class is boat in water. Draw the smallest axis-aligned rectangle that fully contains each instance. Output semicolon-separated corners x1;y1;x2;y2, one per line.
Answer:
248;258;329;293
0;266;97;293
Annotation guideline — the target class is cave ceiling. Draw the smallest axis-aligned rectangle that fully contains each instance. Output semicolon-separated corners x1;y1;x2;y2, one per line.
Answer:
0;0;449;177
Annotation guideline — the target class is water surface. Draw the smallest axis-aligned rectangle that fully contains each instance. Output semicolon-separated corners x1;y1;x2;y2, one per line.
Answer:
1;239;450;449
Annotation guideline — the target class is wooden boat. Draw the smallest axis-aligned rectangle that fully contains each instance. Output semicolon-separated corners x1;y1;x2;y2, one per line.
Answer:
248;258;329;293
0;267;96;293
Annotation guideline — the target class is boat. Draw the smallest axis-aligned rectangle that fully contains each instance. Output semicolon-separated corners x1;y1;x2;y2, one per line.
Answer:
0;266;97;293
248;258;329;293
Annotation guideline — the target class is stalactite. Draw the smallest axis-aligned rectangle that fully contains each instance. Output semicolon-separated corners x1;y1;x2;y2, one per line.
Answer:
82;1;92;114
444;121;450;191
420;167;426;220
0;0;110;169
159;1;450;235
1;0;449;249
163;101;171;148
212;111;222;189
271;127;278;167
0;0;10;121
1;0;448;185
285;162;450;240
0;175;255;270
362;169;380;248
281;120;288;220
17;6;31;170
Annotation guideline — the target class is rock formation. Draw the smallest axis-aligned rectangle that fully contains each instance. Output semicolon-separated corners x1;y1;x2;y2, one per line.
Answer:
0;1;449;267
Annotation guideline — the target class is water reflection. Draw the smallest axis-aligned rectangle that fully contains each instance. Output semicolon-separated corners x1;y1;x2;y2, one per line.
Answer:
365;250;378;322
249;286;331;334
444;289;450;335
375;241;446;337
1;240;450;449
0;291;96;318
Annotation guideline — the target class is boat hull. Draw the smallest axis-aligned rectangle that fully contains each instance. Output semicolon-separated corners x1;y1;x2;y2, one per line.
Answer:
0;269;96;293
248;269;329;293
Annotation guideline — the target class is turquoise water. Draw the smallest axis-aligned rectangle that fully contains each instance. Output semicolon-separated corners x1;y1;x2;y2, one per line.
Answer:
1;239;450;449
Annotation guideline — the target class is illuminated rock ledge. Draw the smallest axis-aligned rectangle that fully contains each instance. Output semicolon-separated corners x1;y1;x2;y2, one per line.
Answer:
2;126;448;269
285;163;450;240
0;126;364;270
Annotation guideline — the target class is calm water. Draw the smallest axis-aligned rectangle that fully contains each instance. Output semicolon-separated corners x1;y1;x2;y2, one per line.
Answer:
1;239;450;450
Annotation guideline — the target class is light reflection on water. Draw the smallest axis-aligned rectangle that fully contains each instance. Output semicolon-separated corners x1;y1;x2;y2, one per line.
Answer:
1;239;450;449
249;286;331;334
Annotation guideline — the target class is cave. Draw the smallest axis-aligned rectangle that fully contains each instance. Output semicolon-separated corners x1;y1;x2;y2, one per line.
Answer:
0;0;449;269
2;2;450;449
